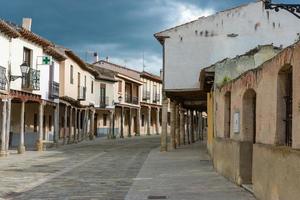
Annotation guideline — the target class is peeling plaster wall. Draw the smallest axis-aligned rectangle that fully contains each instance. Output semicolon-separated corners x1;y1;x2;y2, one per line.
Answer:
158;1;300;90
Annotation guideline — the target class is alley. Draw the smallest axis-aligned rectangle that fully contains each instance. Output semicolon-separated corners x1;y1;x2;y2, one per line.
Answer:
0;136;254;200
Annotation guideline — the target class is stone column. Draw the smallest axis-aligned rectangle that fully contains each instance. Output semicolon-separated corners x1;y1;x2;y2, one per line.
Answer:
36;103;44;151
18;101;26;154
156;107;160;135
170;101;176;149
147;107;151;136
120;107;124;138
161;97;168;152
68;107;73;144
128;108;132;137
74;108;78;143
175;104;180;147
54;105;59;145
63;105;68;145
5;99;11;152
191;110;195;143
78;109;82;141
83;109;88;140
136;108;141;136
187;110;190;144
89;109;95;140
180;107;185;145
0;100;7;157
108;111;113;139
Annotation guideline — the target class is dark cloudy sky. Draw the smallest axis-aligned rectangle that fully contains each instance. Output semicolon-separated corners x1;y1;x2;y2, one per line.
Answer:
0;0;297;74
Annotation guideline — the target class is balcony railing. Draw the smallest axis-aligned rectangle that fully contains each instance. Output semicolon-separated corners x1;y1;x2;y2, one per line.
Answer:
142;91;150;101
132;96;139;105
22;68;40;91
78;86;86;101
153;93;160;103
49;81;59;98
100;96;109;108
0;66;6;90
125;93;132;103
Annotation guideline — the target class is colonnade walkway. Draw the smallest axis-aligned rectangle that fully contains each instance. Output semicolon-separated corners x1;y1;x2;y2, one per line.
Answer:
126;141;255;200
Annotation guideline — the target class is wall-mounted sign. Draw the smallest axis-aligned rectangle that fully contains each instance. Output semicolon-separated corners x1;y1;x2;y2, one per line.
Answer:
233;112;240;134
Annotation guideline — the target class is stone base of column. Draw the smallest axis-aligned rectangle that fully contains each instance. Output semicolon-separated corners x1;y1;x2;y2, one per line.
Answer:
0;150;7;157
120;135;124;139
17;145;26;154
89;133;95;140
128;134;132;137
135;133;140;136
36;140;44;151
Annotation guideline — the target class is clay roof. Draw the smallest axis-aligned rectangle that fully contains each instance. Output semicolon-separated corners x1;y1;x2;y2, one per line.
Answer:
140;71;162;83
0;20;20;38
87;64;117;82
44;46;66;62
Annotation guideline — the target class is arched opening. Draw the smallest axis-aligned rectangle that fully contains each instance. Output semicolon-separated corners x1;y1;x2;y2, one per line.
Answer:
241;89;257;184
224;92;231;138
277;65;293;146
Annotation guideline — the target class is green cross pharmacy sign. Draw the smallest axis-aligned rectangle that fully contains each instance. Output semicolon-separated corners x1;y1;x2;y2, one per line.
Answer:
38;56;52;65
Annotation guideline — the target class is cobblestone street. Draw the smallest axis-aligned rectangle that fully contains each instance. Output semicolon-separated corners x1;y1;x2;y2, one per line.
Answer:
0;136;254;200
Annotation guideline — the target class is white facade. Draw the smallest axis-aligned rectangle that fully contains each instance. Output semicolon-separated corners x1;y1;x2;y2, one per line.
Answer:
140;77;162;105
155;1;300;90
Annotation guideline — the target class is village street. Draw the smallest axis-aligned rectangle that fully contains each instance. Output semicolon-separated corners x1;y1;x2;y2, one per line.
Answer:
0;136;254;200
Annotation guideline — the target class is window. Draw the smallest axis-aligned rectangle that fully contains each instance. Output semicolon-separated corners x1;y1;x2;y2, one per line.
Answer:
70;65;74;84
34;114;38;132
153;85;157;102
91;80;94;94
167;112;171;125
23;47;32;67
100;83;106;106
103;114;107;126
142;114;145;127
118;80;122;93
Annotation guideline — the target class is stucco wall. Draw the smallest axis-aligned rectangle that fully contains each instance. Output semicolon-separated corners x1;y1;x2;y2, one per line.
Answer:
253;144;300;200
158;1;300;90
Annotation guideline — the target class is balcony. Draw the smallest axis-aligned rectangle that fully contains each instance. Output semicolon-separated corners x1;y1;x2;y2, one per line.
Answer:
125;93;132;104
100;96;109;108
153;93;160;103
78;86;86;101
132;96;139;105
49;81;59;98
0;66;6;90
22;68;40;91
142;91;150;101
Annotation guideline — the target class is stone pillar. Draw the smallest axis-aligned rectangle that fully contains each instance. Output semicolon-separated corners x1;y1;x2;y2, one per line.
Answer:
180;107;185;145
187;110;190;144
78;109;82;141
83;109;88;140
147;107;151;136
74;108;78;143
0;100;7;157
68;107;73;144
170;101;176;149
5;99;11;152
36;103;44;151
161;97;168;152
54;104;59;145
156;107;160;135
175;104;180;147
128;108;132;137
63;105;68;144
108;111;114;139
136;108;141;136
18;101;26;154
89;109;95;140
120;107;124;138
191;110;195;143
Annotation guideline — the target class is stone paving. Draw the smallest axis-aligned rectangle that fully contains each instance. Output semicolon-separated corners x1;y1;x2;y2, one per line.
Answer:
125;141;256;200
0;136;255;200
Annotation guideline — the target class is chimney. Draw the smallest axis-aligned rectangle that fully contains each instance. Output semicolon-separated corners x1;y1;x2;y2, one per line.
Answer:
106;56;109;62
22;18;32;31
93;52;99;63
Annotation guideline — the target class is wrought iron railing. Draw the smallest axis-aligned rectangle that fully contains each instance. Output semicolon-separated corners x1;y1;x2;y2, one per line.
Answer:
132;96;139;105
125;93;132;103
0;66;6;90
22;68;40;90
78;86;86;101
100;96;109;108
142;90;150;100
49;81;59;98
